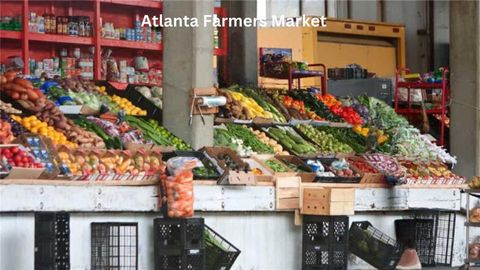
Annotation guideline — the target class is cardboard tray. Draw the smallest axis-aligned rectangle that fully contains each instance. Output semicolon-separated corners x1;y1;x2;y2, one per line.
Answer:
5;167;45;179
201;147;256;185
346;156;386;184
243;158;274;183
313;158;362;184
174;150;222;180
252;154;296;177
275;155;316;183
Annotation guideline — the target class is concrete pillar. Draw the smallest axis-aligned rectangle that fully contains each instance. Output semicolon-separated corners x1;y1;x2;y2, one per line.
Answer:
449;1;480;178
163;0;215;149
221;0;258;86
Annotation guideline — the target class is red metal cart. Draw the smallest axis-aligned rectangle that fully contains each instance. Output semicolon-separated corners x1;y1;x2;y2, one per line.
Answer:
394;67;449;146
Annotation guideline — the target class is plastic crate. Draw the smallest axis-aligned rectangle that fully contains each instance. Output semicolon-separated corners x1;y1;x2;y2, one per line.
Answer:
156;249;205;270
35;212;70;270
153;218;205;252
204;224;241;270
349;221;403;270
91;222;138;270
411;210;456;266
395;219;435;266
302;216;349;270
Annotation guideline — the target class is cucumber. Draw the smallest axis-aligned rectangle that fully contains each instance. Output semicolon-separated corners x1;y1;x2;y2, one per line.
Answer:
270;128;285;139
287;132;304;144
293;144;305;154
280;138;292;149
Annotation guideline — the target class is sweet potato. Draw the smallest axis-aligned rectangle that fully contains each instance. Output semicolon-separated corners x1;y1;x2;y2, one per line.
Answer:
4;71;16;83
25;89;39;101
13;78;33;89
10;83;27;93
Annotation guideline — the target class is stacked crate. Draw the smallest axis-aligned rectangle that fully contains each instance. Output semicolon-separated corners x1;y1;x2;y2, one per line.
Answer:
35;212;70;270
154;218;205;270
302;215;349;270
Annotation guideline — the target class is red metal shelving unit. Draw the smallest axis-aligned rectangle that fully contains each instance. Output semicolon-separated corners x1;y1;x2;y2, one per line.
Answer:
1;1;228;83
29;32;94;45
0;30;22;39
394;67;449;146
259;61;328;94
100;38;162;51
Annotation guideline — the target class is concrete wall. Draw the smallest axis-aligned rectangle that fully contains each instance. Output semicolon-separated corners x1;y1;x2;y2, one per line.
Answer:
0;211;471;270
449;0;480;178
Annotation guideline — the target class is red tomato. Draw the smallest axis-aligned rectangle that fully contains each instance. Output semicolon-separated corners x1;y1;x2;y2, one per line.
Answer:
11;147;19;154
14;155;22;163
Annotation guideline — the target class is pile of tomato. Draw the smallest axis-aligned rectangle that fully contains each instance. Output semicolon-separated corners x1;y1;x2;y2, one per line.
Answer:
316;94;363;125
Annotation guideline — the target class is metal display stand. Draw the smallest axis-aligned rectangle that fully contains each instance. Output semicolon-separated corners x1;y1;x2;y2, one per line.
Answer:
462;189;480;269
394;67;449;146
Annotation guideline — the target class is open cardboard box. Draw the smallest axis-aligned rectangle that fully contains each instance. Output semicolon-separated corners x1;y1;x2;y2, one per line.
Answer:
243;158;274;183
275;155;316;183
5;167;45;179
201;147;256;185
252;154;296;177
346;156;386;184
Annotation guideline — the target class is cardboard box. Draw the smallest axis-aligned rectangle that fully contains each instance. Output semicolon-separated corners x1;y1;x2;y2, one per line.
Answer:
252;154;296;177
347;156;385;184
243;158;274;183
5;167;45;179
301;186;355;215
276;176;301;210
275;155;316;182
201;147;256;185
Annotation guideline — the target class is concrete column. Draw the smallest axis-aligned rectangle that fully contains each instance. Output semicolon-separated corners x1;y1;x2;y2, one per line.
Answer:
221;0;258;86
163;0;215;149
450;0;480;178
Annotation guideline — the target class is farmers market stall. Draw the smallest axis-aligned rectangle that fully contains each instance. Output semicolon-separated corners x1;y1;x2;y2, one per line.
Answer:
0;72;471;269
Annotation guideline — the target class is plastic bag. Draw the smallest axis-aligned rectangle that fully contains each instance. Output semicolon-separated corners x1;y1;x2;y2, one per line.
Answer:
164;157;199;218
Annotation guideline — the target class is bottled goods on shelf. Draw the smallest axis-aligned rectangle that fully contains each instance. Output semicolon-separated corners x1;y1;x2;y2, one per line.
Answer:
28;48;93;79
29;12;92;37
0;16;22;31
101;17;161;44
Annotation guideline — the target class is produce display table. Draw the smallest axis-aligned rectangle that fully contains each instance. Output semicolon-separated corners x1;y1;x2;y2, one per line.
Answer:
0;180;465;212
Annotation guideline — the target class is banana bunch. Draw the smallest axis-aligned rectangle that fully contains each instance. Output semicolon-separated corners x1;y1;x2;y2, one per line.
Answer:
228;91;272;119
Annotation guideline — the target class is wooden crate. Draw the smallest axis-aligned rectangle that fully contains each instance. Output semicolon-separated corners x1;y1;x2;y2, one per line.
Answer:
276;176;301;210
301;186;355;215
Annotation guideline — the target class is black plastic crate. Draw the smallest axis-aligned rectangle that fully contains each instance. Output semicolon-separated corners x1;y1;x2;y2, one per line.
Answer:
154;218;205;252
411;210;456;266
91;222;138;270
35;212;70;270
156;249;205;270
204;224;241;270
349;221;403;270
395;219;435;266
302;216;349;270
